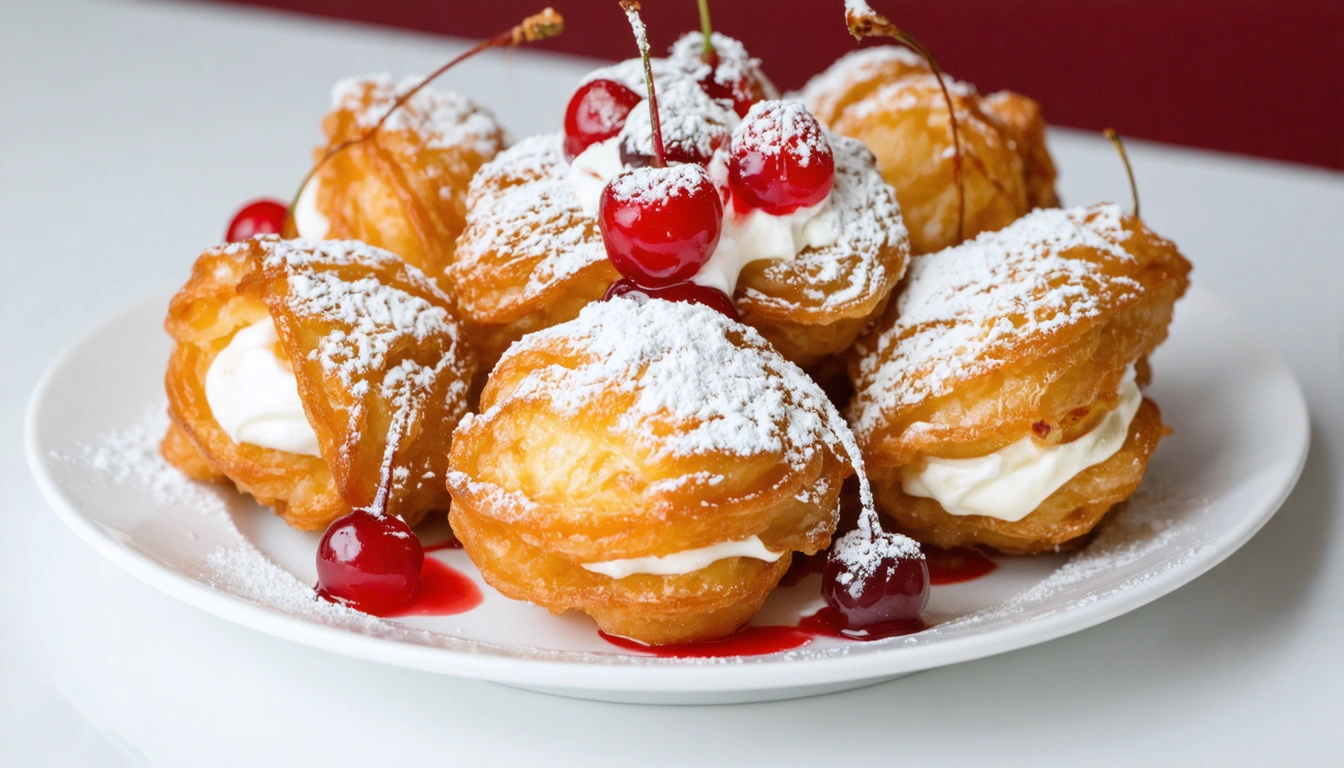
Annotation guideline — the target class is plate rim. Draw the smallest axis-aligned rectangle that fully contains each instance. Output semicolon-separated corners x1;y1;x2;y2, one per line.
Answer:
24;286;1311;694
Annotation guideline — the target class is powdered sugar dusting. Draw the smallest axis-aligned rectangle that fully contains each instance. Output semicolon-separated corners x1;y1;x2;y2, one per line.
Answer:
494;298;850;463
618;74;737;163
850;204;1140;437
734;100;829;165
453;134;609;301
258;238;470;503
52;405;228;516
606;163;712;203
331;74;504;157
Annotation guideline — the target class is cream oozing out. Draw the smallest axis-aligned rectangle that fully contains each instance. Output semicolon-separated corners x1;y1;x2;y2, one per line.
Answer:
204;317;321;456
580;536;782;578
900;366;1143;522
293;177;329;239
565;97;842;296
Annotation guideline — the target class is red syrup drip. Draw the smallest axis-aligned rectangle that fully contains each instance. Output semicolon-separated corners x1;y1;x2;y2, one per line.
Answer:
797;606;925;641
422;538;463;553
598;607;926;658
369;556;482;618
924;546;997;585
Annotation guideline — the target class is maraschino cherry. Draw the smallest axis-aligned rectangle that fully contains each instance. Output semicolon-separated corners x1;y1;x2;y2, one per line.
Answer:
691;0;757;116
605;277;737;320
729;101;834;215
225;199;287;242
599;2;724;288
563;78;643;160
822;529;929;628
317;504;424;614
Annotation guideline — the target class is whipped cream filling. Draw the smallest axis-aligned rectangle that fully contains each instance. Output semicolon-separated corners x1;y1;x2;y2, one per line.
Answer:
900;366;1143;522
580;535;783;578
204;318;322;456
293;177;329;239
568;138;841;296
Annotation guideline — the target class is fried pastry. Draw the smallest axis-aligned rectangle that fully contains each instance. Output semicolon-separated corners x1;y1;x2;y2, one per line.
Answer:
450;42;909;370
447;297;860;644
800;47;1060;254
847;204;1190;553
161;236;475;530
292;75;507;287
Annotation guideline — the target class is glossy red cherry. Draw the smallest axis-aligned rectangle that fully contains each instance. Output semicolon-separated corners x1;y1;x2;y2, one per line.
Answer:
729;101;835;215
605;277;738;320
225;199;287;242
822;530;929;629
598;164;722;287
316;510;423;613
563;78;643;160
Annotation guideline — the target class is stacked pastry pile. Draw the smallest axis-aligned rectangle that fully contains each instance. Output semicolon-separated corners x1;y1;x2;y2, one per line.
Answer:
159;3;1189;646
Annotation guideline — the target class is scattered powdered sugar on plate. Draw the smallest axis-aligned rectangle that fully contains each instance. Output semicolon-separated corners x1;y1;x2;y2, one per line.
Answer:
331;74;505;157
52;405;228;517
933;482;1214;634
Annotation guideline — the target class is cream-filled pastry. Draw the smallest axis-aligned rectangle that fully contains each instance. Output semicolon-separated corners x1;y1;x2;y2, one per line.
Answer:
848;204;1190;554
160;236;475;530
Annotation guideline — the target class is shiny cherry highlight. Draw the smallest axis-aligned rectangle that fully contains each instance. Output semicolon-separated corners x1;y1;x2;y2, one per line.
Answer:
821;531;929;630
729;101;834;215
563;78;643;160
316;510;423;613
225;199;287;242
605;277;737;320
598;165;722;287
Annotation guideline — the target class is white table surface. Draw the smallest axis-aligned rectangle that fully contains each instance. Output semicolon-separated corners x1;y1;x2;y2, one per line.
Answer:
3;0;1341;764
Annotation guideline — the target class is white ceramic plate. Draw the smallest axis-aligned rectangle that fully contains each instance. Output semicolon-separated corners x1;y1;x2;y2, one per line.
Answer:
26;285;1308;704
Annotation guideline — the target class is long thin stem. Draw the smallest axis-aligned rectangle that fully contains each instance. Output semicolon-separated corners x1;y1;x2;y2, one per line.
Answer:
697;0;714;59
621;1;666;167
283;9;564;235
1104;128;1140;218
846;2;965;243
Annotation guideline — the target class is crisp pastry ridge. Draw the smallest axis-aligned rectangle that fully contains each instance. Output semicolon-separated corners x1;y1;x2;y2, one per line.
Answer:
799;46;1060;254
300;74;507;287
847;203;1191;553
162;236;475;530
447;297;862;643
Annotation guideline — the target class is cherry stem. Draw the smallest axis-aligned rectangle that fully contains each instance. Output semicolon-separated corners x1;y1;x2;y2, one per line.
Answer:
621;0;666;168
697;0;714;59
846;3;964;243
282;8;565;236
1104;128;1140;218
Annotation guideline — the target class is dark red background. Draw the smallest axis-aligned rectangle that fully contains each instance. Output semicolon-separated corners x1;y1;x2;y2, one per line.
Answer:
206;0;1344;170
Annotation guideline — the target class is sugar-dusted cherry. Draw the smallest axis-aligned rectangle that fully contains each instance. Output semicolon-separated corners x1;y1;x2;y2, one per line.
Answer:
225;199;287;242
563;78;643;160
729;100;835;215
316;509;423;614
822;528;929;629
605;277;737;320
598;164;722;287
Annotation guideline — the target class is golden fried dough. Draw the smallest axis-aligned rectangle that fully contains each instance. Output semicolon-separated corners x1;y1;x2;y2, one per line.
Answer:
800;47;1060;254
162;236;475;530
448;298;856;644
874;398;1167;554
848;204;1191;552
297;75;505;288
